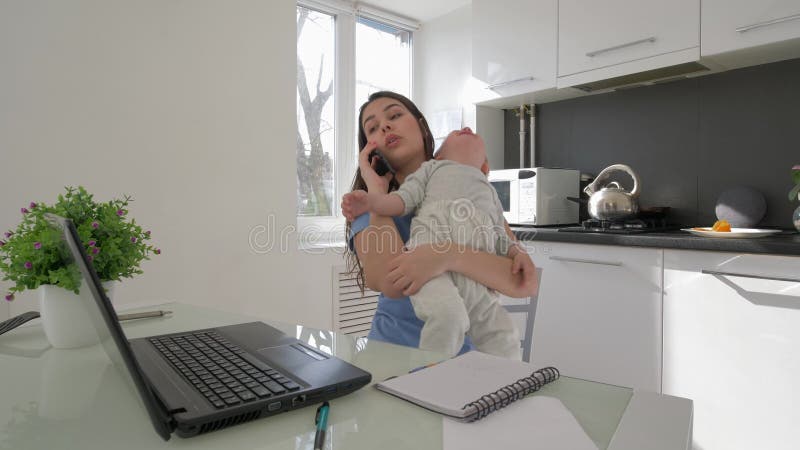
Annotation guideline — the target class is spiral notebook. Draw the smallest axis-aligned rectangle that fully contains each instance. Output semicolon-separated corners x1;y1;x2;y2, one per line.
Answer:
375;351;560;422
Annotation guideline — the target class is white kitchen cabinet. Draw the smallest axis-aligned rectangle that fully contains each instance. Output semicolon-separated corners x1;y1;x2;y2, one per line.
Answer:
557;0;700;88
526;241;662;391
472;0;557;98
663;250;800;450
702;0;800;58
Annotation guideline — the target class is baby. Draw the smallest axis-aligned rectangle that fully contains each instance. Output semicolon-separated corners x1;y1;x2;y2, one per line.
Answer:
343;127;524;359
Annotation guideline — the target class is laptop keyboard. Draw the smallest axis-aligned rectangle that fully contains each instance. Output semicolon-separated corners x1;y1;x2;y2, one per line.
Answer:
149;331;301;409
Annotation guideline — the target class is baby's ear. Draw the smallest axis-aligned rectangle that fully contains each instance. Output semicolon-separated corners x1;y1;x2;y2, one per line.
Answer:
481;159;490;175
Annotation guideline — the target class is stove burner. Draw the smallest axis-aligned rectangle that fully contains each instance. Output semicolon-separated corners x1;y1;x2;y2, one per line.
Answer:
583;218;660;229
558;216;679;234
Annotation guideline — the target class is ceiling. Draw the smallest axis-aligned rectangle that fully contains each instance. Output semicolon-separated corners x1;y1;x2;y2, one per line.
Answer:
362;0;470;23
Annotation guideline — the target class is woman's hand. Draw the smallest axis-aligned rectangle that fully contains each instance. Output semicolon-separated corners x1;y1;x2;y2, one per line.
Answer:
358;141;394;194
387;244;452;296
508;246;539;298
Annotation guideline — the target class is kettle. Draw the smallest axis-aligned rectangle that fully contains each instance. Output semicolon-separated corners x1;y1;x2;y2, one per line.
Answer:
583;164;641;221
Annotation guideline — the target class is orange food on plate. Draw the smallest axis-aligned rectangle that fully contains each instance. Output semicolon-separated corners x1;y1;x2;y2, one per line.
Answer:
711;220;731;232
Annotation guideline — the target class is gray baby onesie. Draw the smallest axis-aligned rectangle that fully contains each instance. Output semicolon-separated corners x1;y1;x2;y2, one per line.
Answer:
391;159;520;358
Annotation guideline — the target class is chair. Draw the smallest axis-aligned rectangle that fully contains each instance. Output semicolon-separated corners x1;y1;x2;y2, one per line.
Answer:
503;267;542;362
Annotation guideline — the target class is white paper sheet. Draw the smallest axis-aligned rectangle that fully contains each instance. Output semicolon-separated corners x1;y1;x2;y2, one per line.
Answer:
443;396;598;450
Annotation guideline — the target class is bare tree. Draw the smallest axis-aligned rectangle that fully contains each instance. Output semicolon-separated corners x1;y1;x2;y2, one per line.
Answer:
296;8;334;216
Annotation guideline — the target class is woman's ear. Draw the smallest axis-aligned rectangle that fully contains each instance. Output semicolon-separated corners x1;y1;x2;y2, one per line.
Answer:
419;118;428;136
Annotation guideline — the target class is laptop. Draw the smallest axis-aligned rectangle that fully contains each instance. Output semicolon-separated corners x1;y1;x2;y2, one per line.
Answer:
46;214;372;440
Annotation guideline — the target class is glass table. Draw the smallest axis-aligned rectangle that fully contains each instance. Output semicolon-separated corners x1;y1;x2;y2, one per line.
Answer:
0;302;691;450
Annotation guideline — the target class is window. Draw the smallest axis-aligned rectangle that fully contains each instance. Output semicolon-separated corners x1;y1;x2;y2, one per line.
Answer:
355;17;412;104
296;7;336;217
296;2;414;246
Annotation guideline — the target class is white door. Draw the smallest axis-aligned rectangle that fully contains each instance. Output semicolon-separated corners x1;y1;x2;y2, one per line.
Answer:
558;0;699;79
663;250;800;450
526;241;662;391
472;0;557;97
702;0;800;57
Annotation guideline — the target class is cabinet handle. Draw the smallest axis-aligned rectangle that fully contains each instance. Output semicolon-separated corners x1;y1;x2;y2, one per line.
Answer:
701;269;800;283
486;76;535;90
549;255;622;267
736;13;800;33
586;36;656;57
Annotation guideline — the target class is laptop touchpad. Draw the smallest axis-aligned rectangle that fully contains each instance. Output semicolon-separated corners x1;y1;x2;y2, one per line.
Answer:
257;344;325;368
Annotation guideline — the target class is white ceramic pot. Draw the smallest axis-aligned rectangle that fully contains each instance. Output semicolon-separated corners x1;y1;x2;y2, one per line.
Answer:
38;281;115;349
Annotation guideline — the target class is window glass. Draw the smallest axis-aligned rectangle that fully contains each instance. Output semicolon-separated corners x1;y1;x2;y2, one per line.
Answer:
296;6;335;217
295;5;413;224
355;17;412;145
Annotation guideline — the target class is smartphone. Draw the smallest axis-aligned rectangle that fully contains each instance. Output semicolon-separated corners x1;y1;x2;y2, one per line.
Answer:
368;149;396;176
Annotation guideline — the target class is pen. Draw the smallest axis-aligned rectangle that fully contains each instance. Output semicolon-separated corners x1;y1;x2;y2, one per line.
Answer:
117;310;172;321
408;361;442;374
314;401;329;450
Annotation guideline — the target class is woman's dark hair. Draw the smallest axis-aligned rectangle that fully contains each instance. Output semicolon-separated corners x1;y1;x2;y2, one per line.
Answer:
345;91;435;291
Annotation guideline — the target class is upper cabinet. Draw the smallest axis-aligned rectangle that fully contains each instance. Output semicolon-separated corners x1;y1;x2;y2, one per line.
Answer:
702;0;800;65
470;0;800;106
471;0;557;99
557;0;700;88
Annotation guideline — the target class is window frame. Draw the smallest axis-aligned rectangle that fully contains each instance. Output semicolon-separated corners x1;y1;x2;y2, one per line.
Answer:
296;0;416;249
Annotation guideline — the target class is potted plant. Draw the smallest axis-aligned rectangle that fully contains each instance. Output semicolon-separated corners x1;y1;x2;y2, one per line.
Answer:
791;166;800;232
0;186;159;348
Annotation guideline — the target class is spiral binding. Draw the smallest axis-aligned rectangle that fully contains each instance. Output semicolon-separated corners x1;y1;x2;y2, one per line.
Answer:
461;366;560;422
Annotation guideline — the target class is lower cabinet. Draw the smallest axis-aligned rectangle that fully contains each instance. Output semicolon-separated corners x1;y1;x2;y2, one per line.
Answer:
525;241;663;392
521;240;800;449
663;250;800;450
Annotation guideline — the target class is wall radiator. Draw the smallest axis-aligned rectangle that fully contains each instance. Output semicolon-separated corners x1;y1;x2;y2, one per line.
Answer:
332;265;378;338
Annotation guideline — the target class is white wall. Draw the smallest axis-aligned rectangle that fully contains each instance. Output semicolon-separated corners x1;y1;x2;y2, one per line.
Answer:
0;0;343;330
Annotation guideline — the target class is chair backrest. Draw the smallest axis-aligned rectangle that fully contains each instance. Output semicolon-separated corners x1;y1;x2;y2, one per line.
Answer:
502;267;543;362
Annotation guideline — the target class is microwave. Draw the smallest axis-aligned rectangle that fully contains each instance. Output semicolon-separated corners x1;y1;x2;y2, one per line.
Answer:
488;168;579;226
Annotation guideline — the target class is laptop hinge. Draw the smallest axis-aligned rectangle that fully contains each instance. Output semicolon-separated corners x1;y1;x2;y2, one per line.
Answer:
149;386;179;431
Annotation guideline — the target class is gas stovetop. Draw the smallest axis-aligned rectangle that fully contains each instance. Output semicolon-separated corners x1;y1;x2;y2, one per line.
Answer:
558;218;682;234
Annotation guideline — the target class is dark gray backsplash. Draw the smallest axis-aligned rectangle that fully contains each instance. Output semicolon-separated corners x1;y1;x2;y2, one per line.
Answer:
507;58;800;227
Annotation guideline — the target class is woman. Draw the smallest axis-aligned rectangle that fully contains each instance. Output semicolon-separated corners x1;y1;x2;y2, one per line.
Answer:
344;91;538;353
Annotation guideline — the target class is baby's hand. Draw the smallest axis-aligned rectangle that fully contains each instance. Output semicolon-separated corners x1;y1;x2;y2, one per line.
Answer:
342;190;370;222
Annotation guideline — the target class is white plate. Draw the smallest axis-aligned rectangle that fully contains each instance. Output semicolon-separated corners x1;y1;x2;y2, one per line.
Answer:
681;227;782;238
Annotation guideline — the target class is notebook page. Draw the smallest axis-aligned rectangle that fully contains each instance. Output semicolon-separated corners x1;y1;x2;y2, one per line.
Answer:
443;396;599;450
376;351;537;417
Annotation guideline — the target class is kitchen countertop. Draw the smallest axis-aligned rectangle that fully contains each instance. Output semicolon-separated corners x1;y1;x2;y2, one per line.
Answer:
511;226;800;256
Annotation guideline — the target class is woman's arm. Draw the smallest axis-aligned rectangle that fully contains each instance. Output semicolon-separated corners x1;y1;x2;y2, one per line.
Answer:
350;140;409;298
386;221;537;299
387;244;537;299
352;214;407;298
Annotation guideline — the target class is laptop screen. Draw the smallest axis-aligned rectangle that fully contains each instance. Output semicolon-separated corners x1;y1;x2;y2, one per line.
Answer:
45;214;173;440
